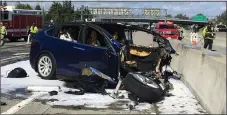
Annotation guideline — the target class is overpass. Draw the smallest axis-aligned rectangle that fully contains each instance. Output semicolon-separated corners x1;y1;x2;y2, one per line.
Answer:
93;16;208;25
45;7;209;25
83;7;208;25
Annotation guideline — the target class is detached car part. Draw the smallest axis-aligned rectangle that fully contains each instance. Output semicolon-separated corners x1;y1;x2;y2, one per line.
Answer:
122;72;165;103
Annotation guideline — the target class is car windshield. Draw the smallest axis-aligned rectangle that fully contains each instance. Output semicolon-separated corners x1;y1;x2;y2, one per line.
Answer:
217;25;226;28
159;24;176;29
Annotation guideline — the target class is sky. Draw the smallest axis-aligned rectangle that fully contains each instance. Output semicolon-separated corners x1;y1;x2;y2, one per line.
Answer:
6;1;226;17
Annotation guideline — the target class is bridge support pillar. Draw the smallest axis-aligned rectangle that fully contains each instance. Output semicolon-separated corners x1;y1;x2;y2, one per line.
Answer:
149;22;152;31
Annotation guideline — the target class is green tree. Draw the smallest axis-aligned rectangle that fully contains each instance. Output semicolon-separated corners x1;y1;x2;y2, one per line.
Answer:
61;0;75;23
166;14;172;18
35;4;41;10
45;1;63;23
174;13;189;20
197;13;204;16
45;1;93;24
216;10;226;25
15;2;33;10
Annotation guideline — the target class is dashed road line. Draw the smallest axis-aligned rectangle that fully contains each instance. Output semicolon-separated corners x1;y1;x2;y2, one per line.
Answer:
1;55;28;62
1;44;30;49
13;53;29;56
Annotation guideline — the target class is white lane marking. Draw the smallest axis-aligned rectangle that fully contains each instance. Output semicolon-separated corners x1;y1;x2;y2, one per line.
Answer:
12;43;30;47
1;43;30;49
13;53;29;56
1;55;27;61
15;43;27;46
1;92;48;114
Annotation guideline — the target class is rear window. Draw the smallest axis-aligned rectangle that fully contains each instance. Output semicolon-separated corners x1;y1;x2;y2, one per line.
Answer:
159;24;176;29
0;11;9;20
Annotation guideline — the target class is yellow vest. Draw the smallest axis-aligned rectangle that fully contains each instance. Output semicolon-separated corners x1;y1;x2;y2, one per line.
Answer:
202;27;206;37
30;26;39;33
203;26;215;39
1;25;7;35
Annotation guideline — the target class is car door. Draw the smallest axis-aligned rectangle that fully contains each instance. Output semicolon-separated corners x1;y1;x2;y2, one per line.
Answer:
51;24;83;77
73;24;118;79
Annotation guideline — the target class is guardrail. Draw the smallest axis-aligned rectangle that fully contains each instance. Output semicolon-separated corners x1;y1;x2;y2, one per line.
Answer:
170;39;226;114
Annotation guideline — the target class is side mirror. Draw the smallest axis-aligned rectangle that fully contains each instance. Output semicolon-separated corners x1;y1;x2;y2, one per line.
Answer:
111;39;121;52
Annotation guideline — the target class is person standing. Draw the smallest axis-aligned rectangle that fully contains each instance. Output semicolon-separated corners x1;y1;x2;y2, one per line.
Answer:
203;21;216;51
28;23;39;43
0;22;7;46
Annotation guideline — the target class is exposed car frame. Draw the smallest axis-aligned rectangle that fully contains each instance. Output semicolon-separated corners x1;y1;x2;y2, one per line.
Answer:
29;22;176;82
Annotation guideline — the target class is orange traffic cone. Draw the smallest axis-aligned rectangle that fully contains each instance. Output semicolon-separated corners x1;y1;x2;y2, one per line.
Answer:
192;40;197;46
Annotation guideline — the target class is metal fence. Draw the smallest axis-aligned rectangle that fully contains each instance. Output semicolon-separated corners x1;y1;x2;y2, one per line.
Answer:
44;7;168;23
44;6;216;24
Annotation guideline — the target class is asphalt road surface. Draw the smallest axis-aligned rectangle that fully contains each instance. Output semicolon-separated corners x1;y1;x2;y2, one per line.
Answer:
0;32;208;114
0;41;30;65
183;31;226;55
1;96;152;114
0;40;157;114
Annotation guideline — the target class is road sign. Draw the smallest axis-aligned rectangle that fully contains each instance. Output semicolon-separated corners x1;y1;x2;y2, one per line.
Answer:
143;8;161;17
89;7;130;15
193;14;207;22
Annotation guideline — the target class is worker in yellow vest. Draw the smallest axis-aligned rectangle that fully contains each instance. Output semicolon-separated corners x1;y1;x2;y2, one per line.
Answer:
202;21;215;51
27;23;39;43
0;22;7;46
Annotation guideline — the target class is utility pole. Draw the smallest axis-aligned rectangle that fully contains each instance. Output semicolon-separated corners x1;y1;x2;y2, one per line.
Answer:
81;5;84;21
165;9;167;23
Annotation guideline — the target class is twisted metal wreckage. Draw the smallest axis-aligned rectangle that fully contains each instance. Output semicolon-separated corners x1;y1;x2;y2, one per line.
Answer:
62;23;182;108
4;22;196;111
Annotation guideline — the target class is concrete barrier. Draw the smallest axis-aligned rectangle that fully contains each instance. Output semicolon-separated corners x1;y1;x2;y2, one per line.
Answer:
170;39;226;114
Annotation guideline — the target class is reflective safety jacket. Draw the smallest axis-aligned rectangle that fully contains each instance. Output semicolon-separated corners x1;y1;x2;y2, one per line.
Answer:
202;26;215;39
1;25;7;35
30;26;39;34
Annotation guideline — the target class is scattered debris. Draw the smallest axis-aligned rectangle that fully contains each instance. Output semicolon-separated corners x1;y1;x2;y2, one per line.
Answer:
1;61;207;113
7;67;28;78
1;102;7;106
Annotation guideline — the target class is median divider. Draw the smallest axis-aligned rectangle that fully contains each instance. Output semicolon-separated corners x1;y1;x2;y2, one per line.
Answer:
170;39;226;114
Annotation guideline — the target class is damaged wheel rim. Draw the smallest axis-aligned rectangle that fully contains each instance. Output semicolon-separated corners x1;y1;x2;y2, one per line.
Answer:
133;73;159;89
38;56;52;77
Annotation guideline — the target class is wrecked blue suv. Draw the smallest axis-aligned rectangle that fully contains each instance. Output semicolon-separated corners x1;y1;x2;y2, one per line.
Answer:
29;22;175;82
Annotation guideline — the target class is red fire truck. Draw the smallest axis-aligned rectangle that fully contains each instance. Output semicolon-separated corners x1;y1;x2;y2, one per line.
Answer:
154;21;180;39
0;6;44;42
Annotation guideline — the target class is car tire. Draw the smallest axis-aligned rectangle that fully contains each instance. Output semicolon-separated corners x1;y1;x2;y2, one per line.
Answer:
122;72;165;103
24;37;28;42
8;38;18;42
37;53;56;80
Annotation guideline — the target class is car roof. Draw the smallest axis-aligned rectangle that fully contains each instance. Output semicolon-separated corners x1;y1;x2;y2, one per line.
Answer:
50;21;176;54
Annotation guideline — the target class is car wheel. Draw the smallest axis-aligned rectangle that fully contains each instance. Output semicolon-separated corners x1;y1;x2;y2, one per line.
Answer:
24;37;28;42
37;53;56;80
122;72;165;103
8;38;18;42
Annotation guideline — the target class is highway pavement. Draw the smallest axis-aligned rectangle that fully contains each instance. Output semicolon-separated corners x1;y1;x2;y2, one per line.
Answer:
0;31;209;114
0;41;157;114
0;41;30;66
183;31;226;55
